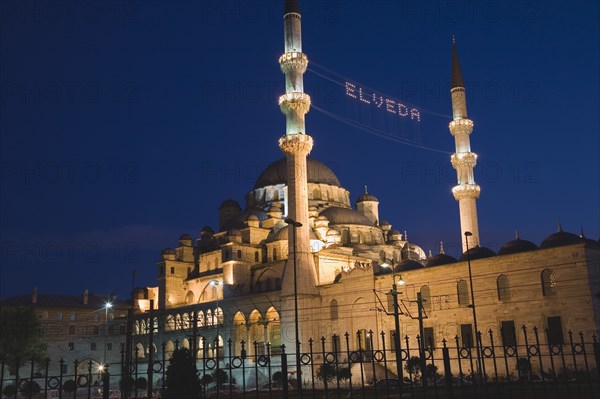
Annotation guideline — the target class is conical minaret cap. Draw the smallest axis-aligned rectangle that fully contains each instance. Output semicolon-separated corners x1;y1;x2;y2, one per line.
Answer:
451;36;465;89
284;0;300;15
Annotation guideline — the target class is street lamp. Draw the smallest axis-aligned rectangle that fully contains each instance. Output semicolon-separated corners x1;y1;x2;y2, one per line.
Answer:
284;217;302;394
103;302;113;365
380;260;405;388
464;231;482;381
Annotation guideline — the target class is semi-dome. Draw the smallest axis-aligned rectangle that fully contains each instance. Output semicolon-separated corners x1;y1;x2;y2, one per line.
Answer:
425;253;457;267
498;238;538;255
459;246;496;261
254;157;341;189
319;207;374;226
540;230;581;249
179;233;192;241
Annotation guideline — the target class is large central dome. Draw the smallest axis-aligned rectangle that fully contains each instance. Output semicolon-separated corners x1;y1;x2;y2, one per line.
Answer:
253;157;341;189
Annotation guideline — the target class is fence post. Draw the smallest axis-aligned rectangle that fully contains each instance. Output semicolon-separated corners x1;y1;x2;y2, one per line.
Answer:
442;339;452;385
281;345;288;397
593;336;600;381
102;365;109;399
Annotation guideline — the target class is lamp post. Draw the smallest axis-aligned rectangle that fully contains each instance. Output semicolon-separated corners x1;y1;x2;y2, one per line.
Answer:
380;260;405;388
103;302;113;365
284;217;302;394
464;231;482;381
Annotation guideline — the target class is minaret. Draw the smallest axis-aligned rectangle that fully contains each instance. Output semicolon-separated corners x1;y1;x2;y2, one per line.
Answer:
449;38;481;251
278;0;319;355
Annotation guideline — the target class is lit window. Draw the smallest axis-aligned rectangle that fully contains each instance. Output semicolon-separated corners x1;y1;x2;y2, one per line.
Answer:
541;269;557;296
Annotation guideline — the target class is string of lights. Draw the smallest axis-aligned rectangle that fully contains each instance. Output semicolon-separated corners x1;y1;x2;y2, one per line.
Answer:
312;103;452;155
308;61;452;119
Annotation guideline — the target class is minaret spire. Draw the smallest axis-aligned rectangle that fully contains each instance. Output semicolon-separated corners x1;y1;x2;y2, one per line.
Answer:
449;38;481;252
279;0;317;298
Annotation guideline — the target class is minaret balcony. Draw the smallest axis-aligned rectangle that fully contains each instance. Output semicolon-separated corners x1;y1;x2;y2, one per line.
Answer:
279;133;314;155
279;92;311;115
452;184;481;200
449;118;474;136
279;52;308;74
451;152;477;169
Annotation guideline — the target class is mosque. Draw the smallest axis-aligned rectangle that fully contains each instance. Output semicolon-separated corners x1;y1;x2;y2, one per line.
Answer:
129;0;599;380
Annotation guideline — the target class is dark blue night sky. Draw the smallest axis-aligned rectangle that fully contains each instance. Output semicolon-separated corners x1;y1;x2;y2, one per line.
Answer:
1;1;598;299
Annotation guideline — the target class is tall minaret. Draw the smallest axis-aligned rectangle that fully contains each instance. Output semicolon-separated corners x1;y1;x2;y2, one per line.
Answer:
278;0;319;351
449;38;481;251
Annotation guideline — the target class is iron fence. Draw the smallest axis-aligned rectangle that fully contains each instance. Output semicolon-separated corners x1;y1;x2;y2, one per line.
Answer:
1;326;599;399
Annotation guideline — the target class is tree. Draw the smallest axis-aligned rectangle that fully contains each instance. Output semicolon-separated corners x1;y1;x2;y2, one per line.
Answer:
200;374;214;387
162;348;201;399
0;307;48;374
212;369;228;386
316;364;337;384
2;384;16;397
136;377;148;391
425;364;439;380
316;364;351;384
405;357;422;381
63;380;77;398
338;367;352;383
21;380;41;396
120;376;135;396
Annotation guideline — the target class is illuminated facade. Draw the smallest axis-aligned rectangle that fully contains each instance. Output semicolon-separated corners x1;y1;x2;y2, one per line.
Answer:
122;0;600;385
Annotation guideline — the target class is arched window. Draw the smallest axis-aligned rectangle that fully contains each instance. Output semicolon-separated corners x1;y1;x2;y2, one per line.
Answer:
330;299;339;320
255;251;259;262
541;269;557;296
342;230;349;244
497;274;510;301
420;285;431;312
457;280;469;306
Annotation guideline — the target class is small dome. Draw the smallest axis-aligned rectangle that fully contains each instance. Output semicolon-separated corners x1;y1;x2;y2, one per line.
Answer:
219;199;241;209
161;248;175;255
425;253;457;267
222;207;269;230
179;233;192;241
540;230;582;249
498;238;538;256
380;220;391;226
201;226;214;234
394;259;424;272
356;193;379;203
247;215;259;221
459;246;496;261
319;207;374;226
389;229;401;236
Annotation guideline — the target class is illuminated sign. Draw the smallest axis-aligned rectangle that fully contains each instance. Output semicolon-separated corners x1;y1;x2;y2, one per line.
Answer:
345;82;421;122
